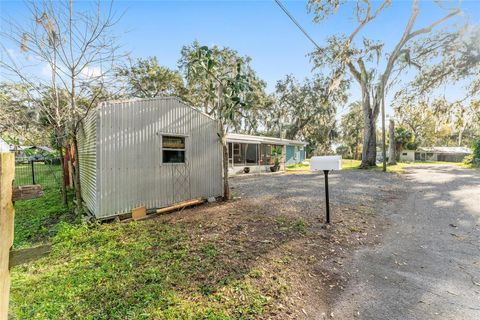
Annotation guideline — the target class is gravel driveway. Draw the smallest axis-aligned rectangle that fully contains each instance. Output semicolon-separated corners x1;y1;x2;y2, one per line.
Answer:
231;169;403;219
230;169;405;317
231;165;480;319
331;165;480;319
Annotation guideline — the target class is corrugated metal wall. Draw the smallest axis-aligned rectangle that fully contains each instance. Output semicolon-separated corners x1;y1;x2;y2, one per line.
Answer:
77;109;98;214
95;97;223;219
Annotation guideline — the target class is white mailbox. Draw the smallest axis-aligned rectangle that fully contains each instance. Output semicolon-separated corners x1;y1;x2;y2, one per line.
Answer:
310;156;342;171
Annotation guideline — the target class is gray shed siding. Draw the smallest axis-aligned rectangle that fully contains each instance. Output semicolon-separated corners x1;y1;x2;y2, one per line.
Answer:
79;97;223;219
77;109;98;214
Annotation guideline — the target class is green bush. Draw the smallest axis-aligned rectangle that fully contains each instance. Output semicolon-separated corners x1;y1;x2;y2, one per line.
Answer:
474;140;480;155
472;139;480;167
463;154;474;165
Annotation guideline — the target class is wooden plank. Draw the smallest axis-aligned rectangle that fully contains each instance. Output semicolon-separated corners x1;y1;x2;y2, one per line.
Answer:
155;198;204;214
9;244;51;268
121;198;205;223
12;185;43;202
0;152;15;320
131;206;146;221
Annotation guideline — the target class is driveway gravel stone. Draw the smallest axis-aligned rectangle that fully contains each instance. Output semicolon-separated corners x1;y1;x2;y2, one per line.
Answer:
331;165;480;320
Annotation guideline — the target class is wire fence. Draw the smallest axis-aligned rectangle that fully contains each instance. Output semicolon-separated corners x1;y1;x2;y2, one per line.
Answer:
14;159;63;189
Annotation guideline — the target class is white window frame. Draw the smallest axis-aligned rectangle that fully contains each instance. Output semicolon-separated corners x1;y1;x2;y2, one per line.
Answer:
160;133;188;165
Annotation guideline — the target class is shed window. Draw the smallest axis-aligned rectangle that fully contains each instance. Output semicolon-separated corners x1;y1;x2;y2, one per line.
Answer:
162;136;185;164
402;153;407;156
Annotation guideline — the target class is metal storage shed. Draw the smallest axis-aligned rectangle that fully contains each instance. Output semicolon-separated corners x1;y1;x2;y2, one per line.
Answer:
77;97;223;219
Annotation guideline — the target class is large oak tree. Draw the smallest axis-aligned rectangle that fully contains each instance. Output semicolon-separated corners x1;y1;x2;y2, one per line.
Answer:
309;0;460;168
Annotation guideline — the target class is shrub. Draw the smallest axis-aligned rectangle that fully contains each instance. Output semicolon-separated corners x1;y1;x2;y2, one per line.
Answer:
463;154;474;165
472;139;480;167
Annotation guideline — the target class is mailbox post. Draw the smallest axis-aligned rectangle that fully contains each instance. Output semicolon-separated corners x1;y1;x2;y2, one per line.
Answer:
323;169;330;223
311;156;342;224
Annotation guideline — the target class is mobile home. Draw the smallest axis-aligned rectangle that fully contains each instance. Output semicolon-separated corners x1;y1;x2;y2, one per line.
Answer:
226;133;307;175
413;147;472;162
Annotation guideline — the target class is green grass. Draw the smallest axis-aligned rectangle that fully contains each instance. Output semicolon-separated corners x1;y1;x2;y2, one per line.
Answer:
340;159;478;173
14;187;77;248
286;159;407;173
12;156;474;319
12;163;285;318
276;217;307;234
403;160;474;168
13;162;74;248
285;162;310;171
340;159;362;171
14;163;62;188
11;220;274;319
287;158;476;173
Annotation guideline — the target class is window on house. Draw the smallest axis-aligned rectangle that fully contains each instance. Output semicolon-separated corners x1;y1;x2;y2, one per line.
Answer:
245;144;258;164
402;153;407;156
233;143;244;165
260;144;272;165
162;136;185;163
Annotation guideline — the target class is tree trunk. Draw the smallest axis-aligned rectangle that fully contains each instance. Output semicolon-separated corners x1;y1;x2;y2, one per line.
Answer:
71;135;82;213
216;83;230;201
55;127;68;207
458;127;464;146
58;146;68;206
219;127;230;200
360;111;377;168
388;119;397;165
204;98;209;114
222;140;230;200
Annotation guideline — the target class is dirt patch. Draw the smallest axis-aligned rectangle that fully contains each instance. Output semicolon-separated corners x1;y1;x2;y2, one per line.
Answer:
151;170;403;318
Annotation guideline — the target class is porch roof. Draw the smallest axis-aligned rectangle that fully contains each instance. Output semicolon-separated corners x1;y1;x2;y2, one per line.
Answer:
417;147;472;154
226;133;307;146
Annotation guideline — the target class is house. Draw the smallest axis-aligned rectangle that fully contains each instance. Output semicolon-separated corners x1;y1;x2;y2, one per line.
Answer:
10;145;56;163
399;149;415;162
0;138;9;152
399;147;472;163
77;97;223;219
226;133;307;175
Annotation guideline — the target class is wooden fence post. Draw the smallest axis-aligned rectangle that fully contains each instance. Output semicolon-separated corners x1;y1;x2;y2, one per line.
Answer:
0;152;14;320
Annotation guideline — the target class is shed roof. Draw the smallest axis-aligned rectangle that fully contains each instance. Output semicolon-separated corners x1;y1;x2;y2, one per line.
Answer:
11;145;55;153
99;96;217;122
36;146;55;153
417;147;472;154
226;133;307;146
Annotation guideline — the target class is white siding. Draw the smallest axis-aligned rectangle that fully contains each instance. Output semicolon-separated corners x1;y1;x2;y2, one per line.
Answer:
399;150;415;162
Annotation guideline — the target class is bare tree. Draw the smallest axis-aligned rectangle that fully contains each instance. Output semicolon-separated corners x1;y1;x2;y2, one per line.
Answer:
309;0;461;168
1;0;124;212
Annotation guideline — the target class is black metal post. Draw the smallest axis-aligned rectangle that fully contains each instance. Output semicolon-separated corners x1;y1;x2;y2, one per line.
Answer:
323;170;330;224
31;160;36;185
